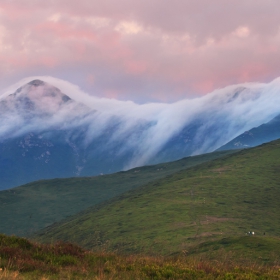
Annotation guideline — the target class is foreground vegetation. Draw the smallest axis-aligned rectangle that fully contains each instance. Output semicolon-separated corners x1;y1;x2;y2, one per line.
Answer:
1;234;280;279
36;139;280;256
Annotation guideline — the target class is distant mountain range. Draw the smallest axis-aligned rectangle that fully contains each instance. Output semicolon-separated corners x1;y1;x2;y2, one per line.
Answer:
217;114;280;151
1;78;280;190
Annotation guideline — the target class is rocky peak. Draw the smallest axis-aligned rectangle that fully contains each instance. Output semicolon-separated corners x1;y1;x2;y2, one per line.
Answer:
0;80;74;117
28;79;46;87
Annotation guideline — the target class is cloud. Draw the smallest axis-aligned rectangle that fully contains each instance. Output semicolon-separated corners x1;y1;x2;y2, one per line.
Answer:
0;1;280;102
1;76;280;170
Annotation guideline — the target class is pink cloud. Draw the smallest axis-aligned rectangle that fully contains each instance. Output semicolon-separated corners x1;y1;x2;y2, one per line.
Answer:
0;0;280;102
125;60;147;75
35;21;97;41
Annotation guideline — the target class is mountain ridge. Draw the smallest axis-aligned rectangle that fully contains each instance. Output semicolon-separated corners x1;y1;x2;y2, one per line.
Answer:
217;113;280;151
1;78;280;190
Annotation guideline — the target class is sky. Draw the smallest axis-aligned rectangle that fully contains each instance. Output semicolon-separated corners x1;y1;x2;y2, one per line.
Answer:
0;0;280;103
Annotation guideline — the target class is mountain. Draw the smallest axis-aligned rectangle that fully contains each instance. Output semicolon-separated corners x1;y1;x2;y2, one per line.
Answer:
35;139;280;256
1;77;280;190
217;114;280;151
0;80;138;189
0;81;88;189
0;149;236;236
0;80;74;117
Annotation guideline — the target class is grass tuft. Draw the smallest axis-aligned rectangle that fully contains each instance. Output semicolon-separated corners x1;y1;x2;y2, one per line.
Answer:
1;234;280;279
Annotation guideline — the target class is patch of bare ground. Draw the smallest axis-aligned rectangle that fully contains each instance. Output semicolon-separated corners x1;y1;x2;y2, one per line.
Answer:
170;221;203;229
200;216;237;225
194;232;224;238
211;166;231;173
170;222;187;229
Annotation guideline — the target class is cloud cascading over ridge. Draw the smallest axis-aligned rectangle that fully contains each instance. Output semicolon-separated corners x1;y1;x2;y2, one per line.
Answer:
1;76;280;170
0;1;280;102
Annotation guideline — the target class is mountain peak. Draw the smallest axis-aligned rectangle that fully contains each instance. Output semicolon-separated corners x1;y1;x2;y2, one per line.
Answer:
14;79;72;104
0;79;75;118
27;79;46;87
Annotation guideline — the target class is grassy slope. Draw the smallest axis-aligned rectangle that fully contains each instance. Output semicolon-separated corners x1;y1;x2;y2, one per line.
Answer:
35;139;280;260
1;234;280;279
0;150;235;236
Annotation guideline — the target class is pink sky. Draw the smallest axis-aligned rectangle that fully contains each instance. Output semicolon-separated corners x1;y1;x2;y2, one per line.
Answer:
0;0;280;102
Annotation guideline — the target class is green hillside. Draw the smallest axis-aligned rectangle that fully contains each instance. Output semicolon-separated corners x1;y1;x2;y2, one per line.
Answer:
0;150;234;236
35;139;280;259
